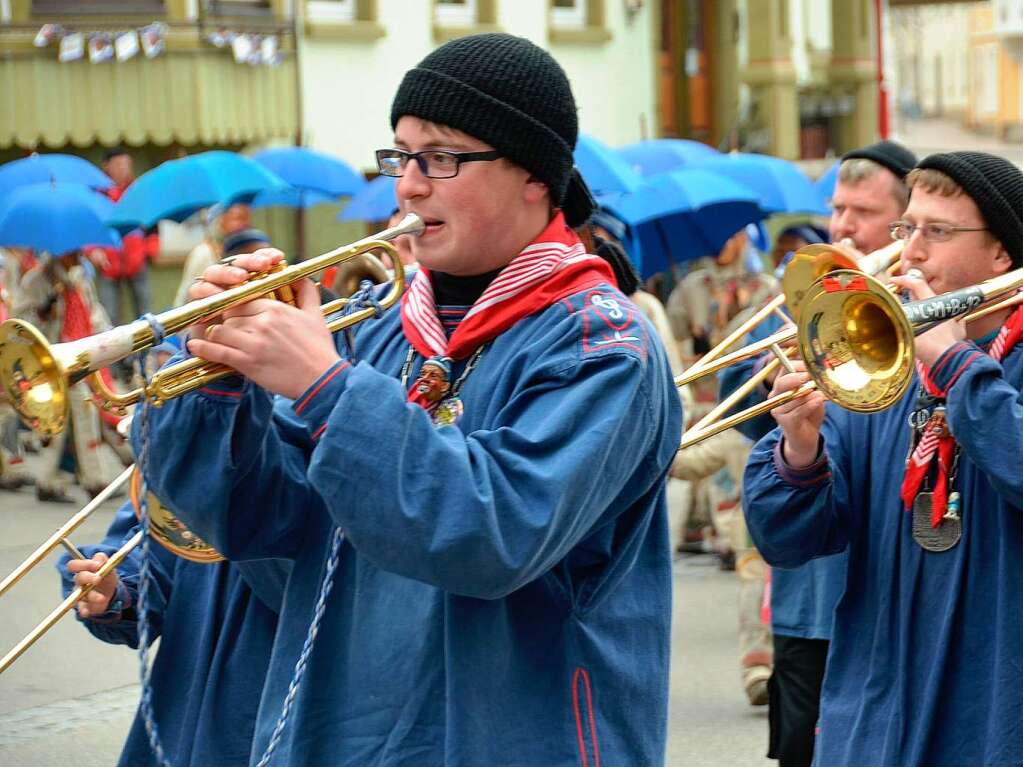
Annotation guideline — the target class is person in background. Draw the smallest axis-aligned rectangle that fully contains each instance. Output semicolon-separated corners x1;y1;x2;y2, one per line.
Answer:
830;140;916;254
173;203;252;306
89;147;159;325
14;250;112;502
0;248;34;491
60;496;287;766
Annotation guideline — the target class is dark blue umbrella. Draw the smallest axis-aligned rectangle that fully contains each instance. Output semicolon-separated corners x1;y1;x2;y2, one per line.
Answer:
0;183;120;254
0;154;113;201
338;175;398;222
252;147;366;198
689;153;828;215
617;139;720;176
574;134;643;197
106;150;288;232
814;161;840;209
598;169;765;278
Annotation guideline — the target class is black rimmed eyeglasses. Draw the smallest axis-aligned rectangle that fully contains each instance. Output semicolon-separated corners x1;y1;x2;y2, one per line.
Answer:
889;220;989;243
375;148;503;179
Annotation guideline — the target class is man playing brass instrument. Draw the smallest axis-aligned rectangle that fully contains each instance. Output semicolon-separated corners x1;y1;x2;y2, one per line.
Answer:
135;34;681;767
746;151;1023;767
706;140;915;767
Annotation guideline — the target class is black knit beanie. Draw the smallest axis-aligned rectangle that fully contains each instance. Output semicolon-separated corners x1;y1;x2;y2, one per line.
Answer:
842;140;917;180
391;33;595;227
916;151;1023;267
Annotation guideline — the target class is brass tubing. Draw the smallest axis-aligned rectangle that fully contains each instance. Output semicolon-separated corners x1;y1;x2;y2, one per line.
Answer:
676;325;796;386
0;465;134;599
679;381;818;450
0;531;143;674
672;294;786;387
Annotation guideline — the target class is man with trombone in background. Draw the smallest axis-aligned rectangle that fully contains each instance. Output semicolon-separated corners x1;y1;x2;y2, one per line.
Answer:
744;150;1023;767
717;140;916;767
133;33;681;767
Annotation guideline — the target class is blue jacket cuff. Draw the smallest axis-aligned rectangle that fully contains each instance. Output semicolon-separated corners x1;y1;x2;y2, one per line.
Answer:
928;341;985;395
292;360;351;441
772;436;830;487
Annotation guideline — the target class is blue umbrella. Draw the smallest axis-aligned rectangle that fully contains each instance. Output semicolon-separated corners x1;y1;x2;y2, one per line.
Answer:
252;147;366;198
689;153;828;215
338;175;398;222
0;183;120;254
0;154;113;200
617;139;721;176
106;150;288;232
814;161;840;210
598;169;765;278
574;134;643;197
251;187;339;210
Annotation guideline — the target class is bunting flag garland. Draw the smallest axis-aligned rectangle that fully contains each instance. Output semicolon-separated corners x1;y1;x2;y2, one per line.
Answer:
58;32;84;63
87;33;114;64
34;21;277;67
115;31;140;62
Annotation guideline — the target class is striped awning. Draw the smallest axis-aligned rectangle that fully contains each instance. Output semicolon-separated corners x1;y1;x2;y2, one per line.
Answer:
0;50;297;149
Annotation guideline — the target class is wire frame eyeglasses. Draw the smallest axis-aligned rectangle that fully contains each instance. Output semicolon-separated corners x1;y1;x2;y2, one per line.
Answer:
889;220;989;243
375;149;503;179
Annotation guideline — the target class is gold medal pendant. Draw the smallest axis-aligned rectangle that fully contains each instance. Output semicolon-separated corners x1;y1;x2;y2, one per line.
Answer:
431;397;464;427
911;491;962;552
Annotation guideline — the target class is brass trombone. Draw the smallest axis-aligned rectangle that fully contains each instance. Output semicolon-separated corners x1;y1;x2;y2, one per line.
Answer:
679;259;1023;448
0;213;424;435
676;240;904;449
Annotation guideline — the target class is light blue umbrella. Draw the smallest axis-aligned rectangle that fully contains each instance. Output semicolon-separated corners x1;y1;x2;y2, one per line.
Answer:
617;139;721;176
815;161;840;210
338;175;398;222
689;153;828;215
252;147;366;198
574;134;643;197
598;169;765;278
106;150;288;232
251;187;339;210
0;183;120;254
0;154;113;201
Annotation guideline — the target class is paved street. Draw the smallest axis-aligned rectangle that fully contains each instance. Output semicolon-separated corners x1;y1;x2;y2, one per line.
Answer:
0;466;771;766
899;116;1023;167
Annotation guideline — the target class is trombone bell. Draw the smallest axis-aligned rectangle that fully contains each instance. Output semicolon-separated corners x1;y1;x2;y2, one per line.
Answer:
0;319;73;436
797;270;913;412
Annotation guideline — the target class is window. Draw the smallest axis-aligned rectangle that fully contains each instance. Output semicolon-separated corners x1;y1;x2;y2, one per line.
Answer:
548;0;609;44
205;0;272;16
551;0;585;29
431;0;498;42
434;0;476;27
307;0;354;22
304;0;384;40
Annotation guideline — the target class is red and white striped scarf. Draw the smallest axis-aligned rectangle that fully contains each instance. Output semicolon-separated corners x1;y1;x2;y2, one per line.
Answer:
400;212;614;360
901;305;1023;525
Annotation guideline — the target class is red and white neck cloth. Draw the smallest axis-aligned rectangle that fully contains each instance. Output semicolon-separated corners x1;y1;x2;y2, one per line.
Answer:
901;305;1023;525
400;212;614;363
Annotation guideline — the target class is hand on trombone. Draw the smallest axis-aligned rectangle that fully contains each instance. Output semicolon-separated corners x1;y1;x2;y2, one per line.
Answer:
65;553;119;620
889;271;966;367
185;249;342;400
768;358;827;470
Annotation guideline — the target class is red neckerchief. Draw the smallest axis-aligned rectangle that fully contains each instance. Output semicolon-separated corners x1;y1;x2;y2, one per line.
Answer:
901;305;1023;525
400;212;614;361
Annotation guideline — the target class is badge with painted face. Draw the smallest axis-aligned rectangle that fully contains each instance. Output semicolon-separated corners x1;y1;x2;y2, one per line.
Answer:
412;356;452;404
